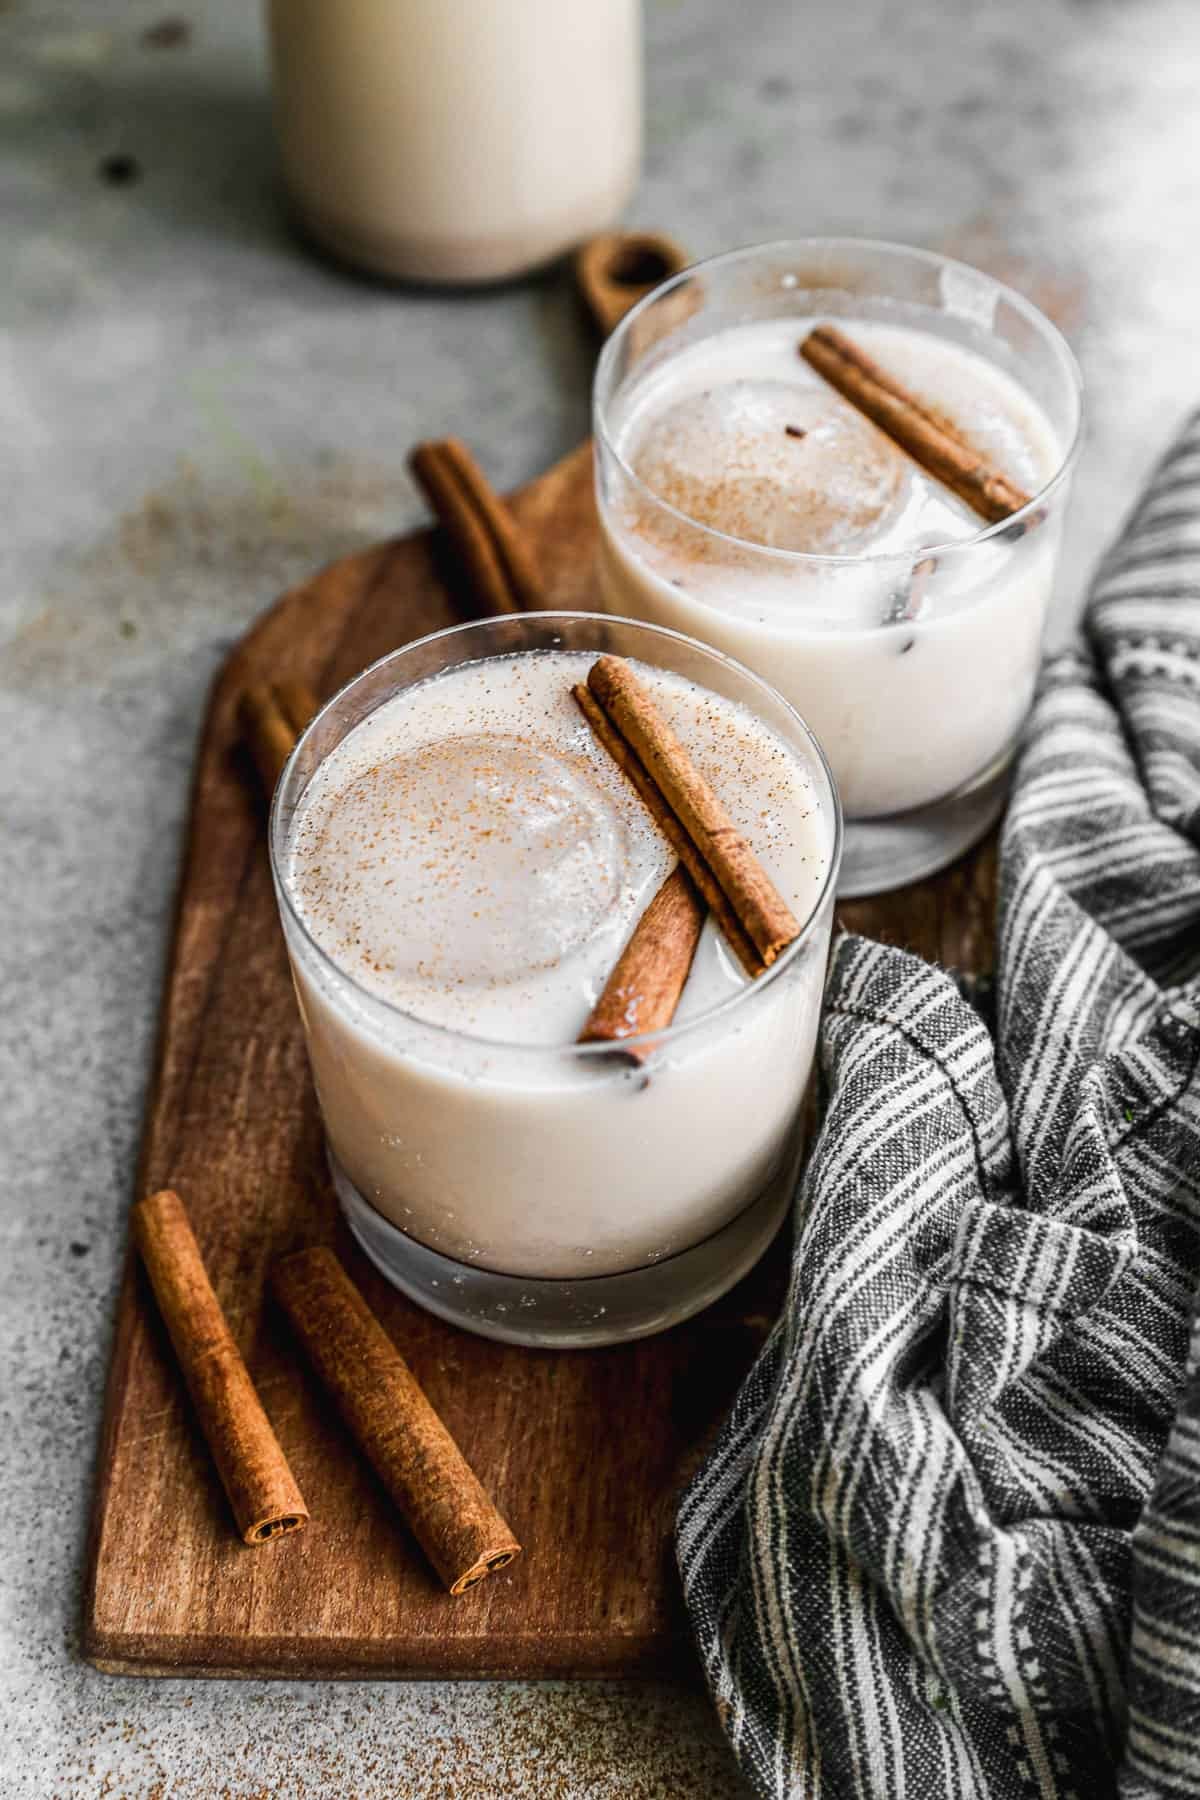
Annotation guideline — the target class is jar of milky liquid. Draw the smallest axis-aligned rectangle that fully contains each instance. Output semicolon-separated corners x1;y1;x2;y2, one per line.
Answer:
270;614;840;1346
266;0;642;284
593;239;1083;895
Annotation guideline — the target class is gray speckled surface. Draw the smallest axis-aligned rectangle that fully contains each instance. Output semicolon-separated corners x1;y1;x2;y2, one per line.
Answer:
3;0;1199;1793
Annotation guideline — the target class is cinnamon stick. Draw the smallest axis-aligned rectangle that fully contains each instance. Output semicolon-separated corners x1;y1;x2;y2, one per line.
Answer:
584;657;801;967
799;323;1032;524
578;865;705;1058
238;682;294;792
410;437;544;617
273;677;320;740
572;683;763;977
272;1248;520;1595
132;1189;309;1545
238;677;319;793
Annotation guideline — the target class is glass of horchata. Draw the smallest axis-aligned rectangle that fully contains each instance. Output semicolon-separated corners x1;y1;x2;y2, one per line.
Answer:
270;612;841;1346
593;238;1082;895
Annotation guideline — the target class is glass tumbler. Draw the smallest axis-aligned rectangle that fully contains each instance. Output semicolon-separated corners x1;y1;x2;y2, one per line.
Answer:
593;238;1082;895
270;613;841;1347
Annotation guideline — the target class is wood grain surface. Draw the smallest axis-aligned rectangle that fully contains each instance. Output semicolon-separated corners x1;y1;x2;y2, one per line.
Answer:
82;441;996;1680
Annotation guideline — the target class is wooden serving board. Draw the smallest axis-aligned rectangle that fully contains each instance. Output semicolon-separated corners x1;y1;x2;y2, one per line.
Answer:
83;440;996;1680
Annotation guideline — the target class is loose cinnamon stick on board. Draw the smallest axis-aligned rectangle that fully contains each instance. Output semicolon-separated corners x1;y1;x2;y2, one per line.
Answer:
584;657;801;967
273;677;321;740
132;1189;309;1545
238;678;320;793
272;1248;521;1595
798;324;1032;524
572;683;763;978
410;437;544;617
238;682;294;792
578;864;705;1058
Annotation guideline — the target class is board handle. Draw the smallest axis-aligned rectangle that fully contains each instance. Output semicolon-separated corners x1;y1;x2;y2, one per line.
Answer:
573;231;690;339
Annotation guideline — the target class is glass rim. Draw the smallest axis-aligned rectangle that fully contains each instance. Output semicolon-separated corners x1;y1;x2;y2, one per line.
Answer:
593;234;1085;571
268;610;844;1059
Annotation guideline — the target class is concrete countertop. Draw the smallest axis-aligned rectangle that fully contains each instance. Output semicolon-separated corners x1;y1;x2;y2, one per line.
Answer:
3;0;1199;1792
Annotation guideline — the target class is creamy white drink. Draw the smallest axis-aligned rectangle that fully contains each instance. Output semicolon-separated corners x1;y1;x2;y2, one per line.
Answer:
598;316;1064;821
268;0;641;283
277;637;835;1294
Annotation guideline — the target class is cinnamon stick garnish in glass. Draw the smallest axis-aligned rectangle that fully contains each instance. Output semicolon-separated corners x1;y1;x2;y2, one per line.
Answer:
798;323;1032;524
272;1247;520;1596
410;436;543;617
582;657;800;968
238;678;320;793
578;864;705;1060
132;1189;309;1544
572;682;763;977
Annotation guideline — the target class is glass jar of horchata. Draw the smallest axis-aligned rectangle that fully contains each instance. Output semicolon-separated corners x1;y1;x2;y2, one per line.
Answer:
266;0;642;284
270;613;841;1347
593;238;1083;896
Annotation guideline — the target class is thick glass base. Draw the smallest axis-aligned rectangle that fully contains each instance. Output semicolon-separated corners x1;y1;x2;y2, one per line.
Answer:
838;752;1012;898
333;1153;794;1348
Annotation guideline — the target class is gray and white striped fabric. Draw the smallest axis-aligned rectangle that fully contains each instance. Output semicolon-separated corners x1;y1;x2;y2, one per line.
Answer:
679;411;1200;1800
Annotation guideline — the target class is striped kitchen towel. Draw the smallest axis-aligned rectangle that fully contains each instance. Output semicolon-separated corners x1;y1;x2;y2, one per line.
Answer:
678;410;1200;1800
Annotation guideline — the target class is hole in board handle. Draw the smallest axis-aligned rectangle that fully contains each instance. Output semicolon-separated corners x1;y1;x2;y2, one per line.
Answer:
607;244;677;289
